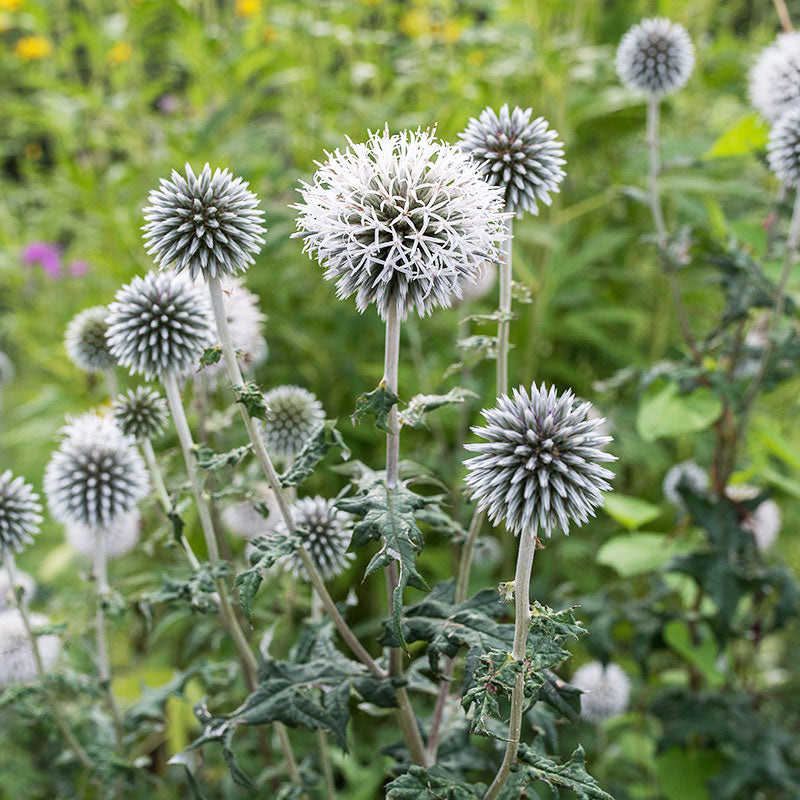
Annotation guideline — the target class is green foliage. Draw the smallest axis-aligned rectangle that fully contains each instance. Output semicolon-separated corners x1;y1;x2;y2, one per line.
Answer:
386;766;485;798
234;382;269;420
398;388;477;430
193;443;252;470
351;381;399;434
234;531;300;619
143;563;230;615
279;420;350;487
515;745;614;800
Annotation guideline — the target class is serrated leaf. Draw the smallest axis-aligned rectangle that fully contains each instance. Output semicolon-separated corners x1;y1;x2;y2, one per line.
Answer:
461;649;522;736
199;346;222;367
516;745;614;799
234;531;300;619
351;381;399;433
127;664;203;725
398;388;477;429
279;420;351;487
193;443;252;470
144;563;228;615
234;382;268;420
386;765;485;798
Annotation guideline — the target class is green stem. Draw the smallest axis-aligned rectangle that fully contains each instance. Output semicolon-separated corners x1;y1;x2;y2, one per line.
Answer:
311;589;338;800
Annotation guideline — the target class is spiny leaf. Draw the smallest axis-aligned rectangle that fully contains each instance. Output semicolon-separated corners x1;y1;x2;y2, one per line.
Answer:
398;388;477;430
234;531;300;619
234;382;268;420
385;765;485;798
516;745;614;799
193;443;252;470
279;420;351;488
126;664;203;725
445;335;497;377
461;649;522;737
144;563;229;615
351;381;399;433
199;346;222;366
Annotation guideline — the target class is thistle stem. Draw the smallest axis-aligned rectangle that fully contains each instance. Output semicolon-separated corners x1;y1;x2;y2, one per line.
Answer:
495;218;514;399
104;367;118;400
310;590;338;800
483;532;537;800
206;276;385;681
3;554;93;770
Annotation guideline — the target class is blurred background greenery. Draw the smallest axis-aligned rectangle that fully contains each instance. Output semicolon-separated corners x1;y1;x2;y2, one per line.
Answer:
1;1;800;798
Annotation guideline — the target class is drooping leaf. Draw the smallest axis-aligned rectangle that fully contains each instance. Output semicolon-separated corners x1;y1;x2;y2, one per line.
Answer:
168;753;210;800
515;745;614;799
234;382;268;420
398;388;477;430
193;443;252;470
351;381;399;433
385;766;485;799
234;531;300;619
279;420;351;487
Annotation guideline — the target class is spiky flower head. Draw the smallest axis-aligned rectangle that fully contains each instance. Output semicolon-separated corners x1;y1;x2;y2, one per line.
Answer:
0;610;61;688
726;484;782;552
143;163;266;281
262;385;324;459
572;661;631;723
294;127;508;320
66;510;141;559
222;484;281;540
277;496;353;580
112;387;169;441
464;384;615;537
64;305;115;373
662;460;708;512
0;471;43;555
767;106;800;186
616;18;694;96
44;412;149;530
458;104;566;216
0;351;14;387
0;568;35;611
106;270;214;379
749;33;800;123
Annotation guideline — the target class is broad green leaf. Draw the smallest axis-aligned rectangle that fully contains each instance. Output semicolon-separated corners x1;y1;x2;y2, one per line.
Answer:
351;381;399;433
706;113;769;159
279;420;350;487
234;531;300;619
597;533;685;577
516;745;614;799
662;620;725;688
602;494;661;530
636;381;722;442
656;746;721;800
398;387;477;430
386;766;484;798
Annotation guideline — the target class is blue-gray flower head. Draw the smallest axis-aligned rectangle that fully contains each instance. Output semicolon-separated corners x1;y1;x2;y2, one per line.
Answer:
262;385;325;459
464;384;615;536
44;412;149;530
277;496;353;581
112;387;169;440
143;163;266;280
572;661;631;723
459;104;566;216
0;471;43;555
749;33;800;123
106;270;214;380
294;127;508;320
616;17;694;96
64;305;115;373
66;510;141;559
767;106;800;186
0;351;14;387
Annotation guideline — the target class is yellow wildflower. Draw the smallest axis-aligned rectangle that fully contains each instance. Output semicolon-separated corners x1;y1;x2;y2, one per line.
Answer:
235;0;260;18
15;35;52;60
108;41;132;66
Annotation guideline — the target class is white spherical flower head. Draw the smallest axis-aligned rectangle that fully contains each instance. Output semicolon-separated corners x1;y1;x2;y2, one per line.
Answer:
616;18;694;96
726;484;782;552
749;33;800;123
472;535;503;570
767;106;800;186
458;104;566;216
294;127;508;320
143;163;266;280
465;384;616;537
106;270;214;380
0;568;35;611
277;496;354;581
572;661;631;723
0;351;15;387
222;485;281;540
262;385;325;459
44;412;149;530
0;470;43;555
662;460;709;511
64;305;115;373
0;610;61;688
112;386;169;441
65;510;141;559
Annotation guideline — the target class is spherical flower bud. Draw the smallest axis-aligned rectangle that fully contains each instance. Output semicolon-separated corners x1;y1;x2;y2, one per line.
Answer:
0;569;35;611
294;127;508;320
726;484;781;552
143;163;266;281
106;270;214;379
0;471;43;555
616;18;694;96
44;412;149;530
662;460;708;512
572;661;631;723
0;351;15;387
276;496;353;580
112;387;169;441
459;104;566;216
767;106;800;186
0;610;61;688
222;484;282;540
464;384;615;537
64;305;115;373
65;510;141;559
262;385;324;459
749;33;800;123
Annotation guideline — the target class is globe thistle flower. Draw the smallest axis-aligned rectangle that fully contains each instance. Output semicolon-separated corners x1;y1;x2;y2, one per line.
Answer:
262;385;325;459
616;18;695;96
451;263;496;306
749;33;800;123
44;412;149;530
0;610;61;688
0;351;14;387
143;163;266;281
0;568;35;611
472;535;503;570
65;510;141;559
662;460;709;512
294;127;508;320
464;384;615;537
112;387;169;441
572;661;631;723
222;484;281;540
726;484;782;552
106;270;214;380
0;471;43;555
458;104;566;216
276;496;353;581
64;306;115;373
767;106;800;186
